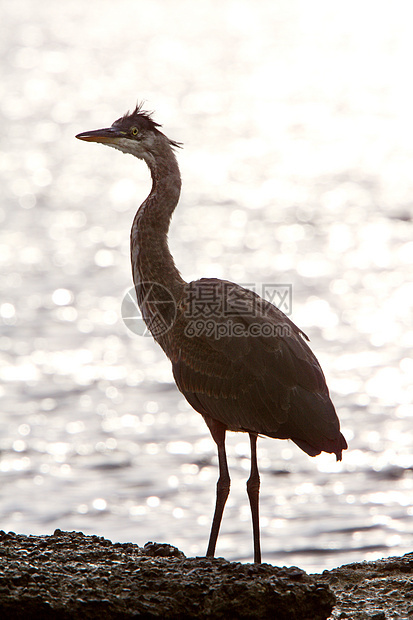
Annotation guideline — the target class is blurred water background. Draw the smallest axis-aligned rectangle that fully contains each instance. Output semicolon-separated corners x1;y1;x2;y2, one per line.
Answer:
1;0;412;573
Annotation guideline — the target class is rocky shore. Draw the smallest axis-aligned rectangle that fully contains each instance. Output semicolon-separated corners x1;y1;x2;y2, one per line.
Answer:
0;529;411;619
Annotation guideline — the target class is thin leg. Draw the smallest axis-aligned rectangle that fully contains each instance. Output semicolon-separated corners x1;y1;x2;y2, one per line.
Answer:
246;433;261;563
204;417;230;558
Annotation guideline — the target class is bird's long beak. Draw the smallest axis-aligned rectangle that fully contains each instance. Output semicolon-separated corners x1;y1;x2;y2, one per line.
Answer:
76;127;124;144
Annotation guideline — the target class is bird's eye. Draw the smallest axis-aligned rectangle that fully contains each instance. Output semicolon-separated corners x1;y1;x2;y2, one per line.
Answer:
130;127;139;137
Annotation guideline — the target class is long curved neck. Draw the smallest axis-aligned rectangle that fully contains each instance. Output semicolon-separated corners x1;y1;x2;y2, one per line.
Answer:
130;139;185;298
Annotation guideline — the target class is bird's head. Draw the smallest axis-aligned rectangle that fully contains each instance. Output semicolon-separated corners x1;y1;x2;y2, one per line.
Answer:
76;103;181;162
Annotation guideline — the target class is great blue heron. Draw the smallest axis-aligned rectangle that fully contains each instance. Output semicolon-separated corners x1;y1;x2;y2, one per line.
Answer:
76;104;347;563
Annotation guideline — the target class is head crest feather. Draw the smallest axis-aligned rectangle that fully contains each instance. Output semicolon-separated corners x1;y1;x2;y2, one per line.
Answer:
113;102;182;149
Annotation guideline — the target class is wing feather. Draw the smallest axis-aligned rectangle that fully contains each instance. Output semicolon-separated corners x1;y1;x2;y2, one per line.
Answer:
162;278;347;459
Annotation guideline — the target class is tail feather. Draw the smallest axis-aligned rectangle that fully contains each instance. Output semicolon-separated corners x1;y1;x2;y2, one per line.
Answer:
292;434;347;461
268;386;348;460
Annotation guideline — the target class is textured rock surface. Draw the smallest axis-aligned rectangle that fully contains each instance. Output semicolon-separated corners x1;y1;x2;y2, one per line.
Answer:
321;553;413;619
0;530;333;619
1;529;412;619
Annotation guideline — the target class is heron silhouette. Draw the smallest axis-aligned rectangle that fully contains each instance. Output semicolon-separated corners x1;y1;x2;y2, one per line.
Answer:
76;104;347;563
